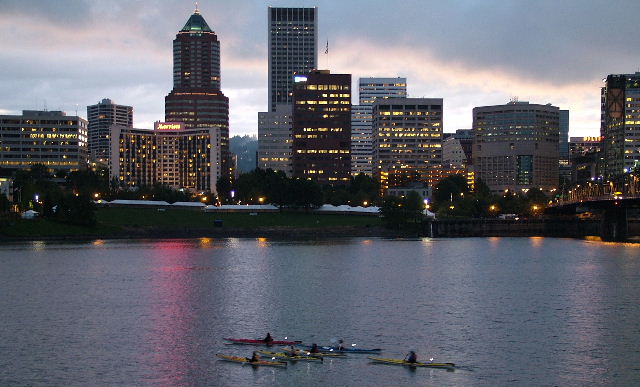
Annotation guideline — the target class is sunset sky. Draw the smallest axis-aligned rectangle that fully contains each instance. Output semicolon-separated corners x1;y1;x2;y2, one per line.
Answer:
1;0;639;137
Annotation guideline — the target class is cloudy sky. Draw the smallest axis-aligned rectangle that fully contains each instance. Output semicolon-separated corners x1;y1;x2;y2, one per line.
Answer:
1;0;639;137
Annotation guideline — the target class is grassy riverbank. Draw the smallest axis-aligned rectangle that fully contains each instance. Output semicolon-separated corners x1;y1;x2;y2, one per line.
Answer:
0;207;389;240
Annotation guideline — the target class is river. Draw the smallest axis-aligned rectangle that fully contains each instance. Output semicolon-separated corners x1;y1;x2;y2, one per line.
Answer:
0;237;639;386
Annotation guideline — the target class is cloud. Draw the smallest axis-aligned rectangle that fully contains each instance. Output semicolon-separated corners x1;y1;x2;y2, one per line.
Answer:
1;0;637;138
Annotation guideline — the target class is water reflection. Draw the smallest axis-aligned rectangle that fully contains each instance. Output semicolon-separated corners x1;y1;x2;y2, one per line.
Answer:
2;238;640;386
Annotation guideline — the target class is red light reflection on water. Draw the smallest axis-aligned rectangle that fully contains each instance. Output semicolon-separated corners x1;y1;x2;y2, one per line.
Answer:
141;240;199;385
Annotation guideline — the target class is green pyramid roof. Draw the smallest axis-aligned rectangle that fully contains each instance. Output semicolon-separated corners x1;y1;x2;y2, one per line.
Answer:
181;11;213;33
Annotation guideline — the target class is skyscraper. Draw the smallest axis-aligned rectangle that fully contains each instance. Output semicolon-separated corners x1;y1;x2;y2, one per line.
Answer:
372;98;443;192
291;70;351;185
165;7;230;184
257;105;293;176
268;7;317;112
473;101;559;193
601;72;640;177
258;7;317;175
87;98;132;165
352;77;407;176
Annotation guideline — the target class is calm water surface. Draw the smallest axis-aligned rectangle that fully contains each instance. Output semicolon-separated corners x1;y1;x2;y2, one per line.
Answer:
0;237;639;386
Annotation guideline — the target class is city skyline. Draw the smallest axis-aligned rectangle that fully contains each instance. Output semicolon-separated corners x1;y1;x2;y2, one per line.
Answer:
1;1;639;137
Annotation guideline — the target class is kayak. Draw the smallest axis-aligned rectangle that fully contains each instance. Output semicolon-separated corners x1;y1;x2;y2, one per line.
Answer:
368;356;455;369
303;345;381;353
257;350;323;362
224;337;302;346
216;354;287;367
281;346;346;358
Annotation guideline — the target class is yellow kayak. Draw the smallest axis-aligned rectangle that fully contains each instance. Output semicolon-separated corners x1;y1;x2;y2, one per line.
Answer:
216;353;287;367
368;356;455;369
257;350;323;362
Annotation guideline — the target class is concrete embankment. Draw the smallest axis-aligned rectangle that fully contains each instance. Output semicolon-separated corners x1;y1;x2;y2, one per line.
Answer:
427;218;640;238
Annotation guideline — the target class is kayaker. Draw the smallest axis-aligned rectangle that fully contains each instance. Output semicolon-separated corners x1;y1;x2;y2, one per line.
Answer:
337;339;346;351
286;346;299;357
263;332;273;343
405;351;417;363
247;351;260;363
309;343;320;354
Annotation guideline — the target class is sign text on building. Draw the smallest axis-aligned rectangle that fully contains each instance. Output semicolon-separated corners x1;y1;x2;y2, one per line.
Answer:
154;122;184;131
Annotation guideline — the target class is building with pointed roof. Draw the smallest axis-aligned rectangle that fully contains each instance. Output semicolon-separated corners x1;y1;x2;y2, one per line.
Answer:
165;7;230;186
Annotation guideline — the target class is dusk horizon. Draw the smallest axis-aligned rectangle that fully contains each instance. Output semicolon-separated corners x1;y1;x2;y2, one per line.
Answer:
2;0;639;137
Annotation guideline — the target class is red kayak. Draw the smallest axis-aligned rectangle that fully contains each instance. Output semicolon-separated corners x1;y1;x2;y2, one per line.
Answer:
224;337;302;346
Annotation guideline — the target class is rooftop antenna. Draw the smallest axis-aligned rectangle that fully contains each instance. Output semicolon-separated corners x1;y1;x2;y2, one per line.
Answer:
194;1;199;14
75;104;79;116
43;99;48;111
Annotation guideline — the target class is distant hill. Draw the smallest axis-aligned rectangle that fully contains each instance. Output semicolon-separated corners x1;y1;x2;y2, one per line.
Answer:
230;135;258;173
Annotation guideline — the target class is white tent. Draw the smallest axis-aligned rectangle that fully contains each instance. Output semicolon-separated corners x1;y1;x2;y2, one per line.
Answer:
21;210;39;219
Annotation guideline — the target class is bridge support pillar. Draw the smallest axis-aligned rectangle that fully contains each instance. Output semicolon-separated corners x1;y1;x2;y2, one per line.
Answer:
600;206;628;242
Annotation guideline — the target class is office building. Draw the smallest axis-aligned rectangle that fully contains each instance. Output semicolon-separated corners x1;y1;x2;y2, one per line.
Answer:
600;72;640;177
442;137;467;168
257;104;293;176
291;70;351;185
110;122;220;193
372;98;443;192
473;101;559;193
0;110;87;171
570;136;602;157
87;98;132;165
164;7;230;183
268;7;317;112
558;110;571;185
352;77;407;176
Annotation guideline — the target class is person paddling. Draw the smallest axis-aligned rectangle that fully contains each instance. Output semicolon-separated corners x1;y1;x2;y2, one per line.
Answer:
263;332;273;344
246;351;260;363
337;339;346;351
405;351;417;363
309;343;320;354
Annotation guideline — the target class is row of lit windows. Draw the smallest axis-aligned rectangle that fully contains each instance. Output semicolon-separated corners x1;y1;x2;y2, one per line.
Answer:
304;85;350;91
295;149;350;154
296;100;350;105
301;127;344;132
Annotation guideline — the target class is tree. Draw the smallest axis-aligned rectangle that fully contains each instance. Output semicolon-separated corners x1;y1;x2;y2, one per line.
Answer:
291;178;322;210
379;196;406;229
433;174;470;203
405;191;424;223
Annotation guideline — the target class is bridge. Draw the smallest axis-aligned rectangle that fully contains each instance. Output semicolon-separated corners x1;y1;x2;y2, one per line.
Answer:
547;173;640;241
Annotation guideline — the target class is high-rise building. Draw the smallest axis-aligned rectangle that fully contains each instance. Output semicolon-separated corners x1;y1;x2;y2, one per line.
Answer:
110;122;220;193
257;105;293;176
352;77;407;176
558;109;571;185
258;7;317;174
87;98;132;165
473;101;559;193
442;137;467;168
268;7;317;112
372;98;443;192
291;70;351;185
164;7;230;184
559;110;569;160
601;72;640;177
0;110;87;171
448;129;474;165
